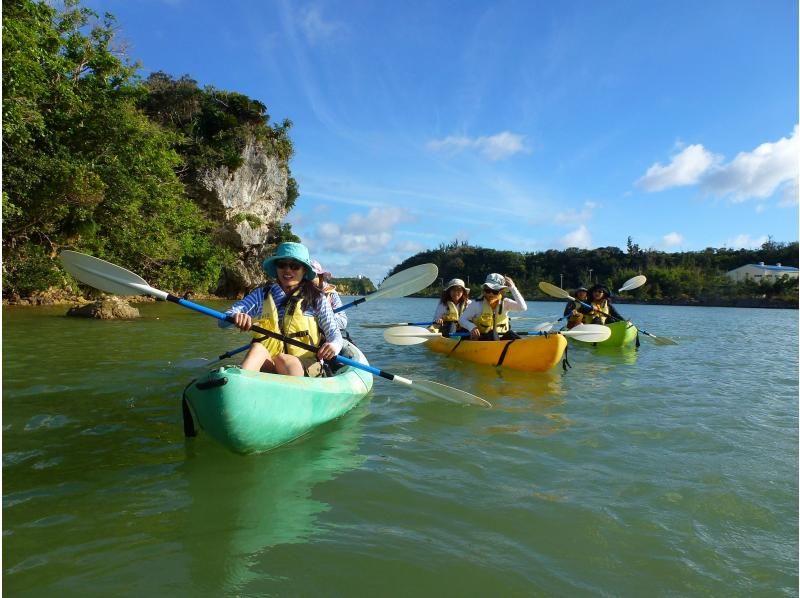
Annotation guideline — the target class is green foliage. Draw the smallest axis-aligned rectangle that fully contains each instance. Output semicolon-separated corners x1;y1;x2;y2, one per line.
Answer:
231;213;264;228
138;72;295;178
391;239;799;304
2;0;297;299
1;242;62;297
331;277;376;295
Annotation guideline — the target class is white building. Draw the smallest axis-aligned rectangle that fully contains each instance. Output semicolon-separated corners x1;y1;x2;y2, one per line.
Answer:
726;262;799;283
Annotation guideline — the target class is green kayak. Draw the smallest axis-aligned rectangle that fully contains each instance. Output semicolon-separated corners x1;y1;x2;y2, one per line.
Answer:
570;320;639;348
182;341;373;454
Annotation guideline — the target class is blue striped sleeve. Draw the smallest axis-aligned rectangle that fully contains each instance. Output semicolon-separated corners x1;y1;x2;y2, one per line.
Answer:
329;291;348;329
218;287;265;328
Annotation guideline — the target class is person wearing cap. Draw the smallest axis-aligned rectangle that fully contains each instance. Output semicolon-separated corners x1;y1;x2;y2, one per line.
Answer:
458;273;527;340
586;283;625;324
221;242;343;376
311;259;348;333
432;278;471;336
564;286;591;329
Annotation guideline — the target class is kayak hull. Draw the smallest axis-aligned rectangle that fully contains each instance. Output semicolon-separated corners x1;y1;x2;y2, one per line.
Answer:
571;321;638;348
182;342;373;454
423;334;567;372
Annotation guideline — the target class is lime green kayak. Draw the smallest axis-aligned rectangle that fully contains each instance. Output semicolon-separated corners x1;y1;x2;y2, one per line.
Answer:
570;320;639;348
182;341;373;454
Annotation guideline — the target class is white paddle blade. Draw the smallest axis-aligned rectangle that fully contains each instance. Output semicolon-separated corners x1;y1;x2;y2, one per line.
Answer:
619;275;647;292
372;263;438;300
534;321;555;332
383;325;439;345
411;379;492;407
59;251;166;299
538;281;572;300
562;324;612;342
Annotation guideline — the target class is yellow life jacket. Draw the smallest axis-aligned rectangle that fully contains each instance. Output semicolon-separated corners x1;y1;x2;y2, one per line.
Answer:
589;299;609;324
470;298;510;335
442;300;465;322
253;288;321;359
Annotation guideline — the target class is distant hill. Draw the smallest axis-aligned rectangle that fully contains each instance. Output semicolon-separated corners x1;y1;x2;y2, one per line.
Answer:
389;238;798;306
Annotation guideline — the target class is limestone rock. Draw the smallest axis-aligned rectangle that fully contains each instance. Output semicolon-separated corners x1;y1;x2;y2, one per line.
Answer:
198;140;290;294
66;296;140;320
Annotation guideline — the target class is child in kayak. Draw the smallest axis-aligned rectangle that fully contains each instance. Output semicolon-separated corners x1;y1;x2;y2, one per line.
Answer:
564;286;591;329
586;283;625;324
458;273;527;340
432;278;471;336
222;242;342;376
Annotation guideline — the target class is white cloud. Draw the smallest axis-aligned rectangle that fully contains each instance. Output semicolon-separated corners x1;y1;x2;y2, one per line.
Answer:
637;127;800;204
426;131;528;161
299;6;344;45
662;232;684;247
557;225;592;249
394;240;425;254
701;125;800;202
724;234;769;249
779;178;799;207
312;206;413;254
636;144;720;191
554;202;594;225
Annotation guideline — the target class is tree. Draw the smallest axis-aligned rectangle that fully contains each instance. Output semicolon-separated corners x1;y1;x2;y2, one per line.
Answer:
2;0;224;296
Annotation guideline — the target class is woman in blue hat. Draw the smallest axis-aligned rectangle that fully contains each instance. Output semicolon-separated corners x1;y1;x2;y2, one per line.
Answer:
458;273;527;340
222;242;343;376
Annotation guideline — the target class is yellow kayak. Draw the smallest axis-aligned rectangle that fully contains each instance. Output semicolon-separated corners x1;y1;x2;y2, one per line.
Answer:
424;334;567;372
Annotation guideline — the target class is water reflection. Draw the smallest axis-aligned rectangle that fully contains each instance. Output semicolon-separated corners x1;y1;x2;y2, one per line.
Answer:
178;405;366;595
567;344;639;376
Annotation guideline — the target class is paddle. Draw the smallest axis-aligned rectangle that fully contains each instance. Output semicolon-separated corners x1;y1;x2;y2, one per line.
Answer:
361;315;557;329
533;276;648;333
618;275;647;293
537;281;678;345
199;262;440;367
383;324;612;345
334;263;438;313
59;251;489;406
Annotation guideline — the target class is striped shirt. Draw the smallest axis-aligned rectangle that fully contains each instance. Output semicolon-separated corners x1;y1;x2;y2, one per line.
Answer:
327;290;348;330
221;284;343;353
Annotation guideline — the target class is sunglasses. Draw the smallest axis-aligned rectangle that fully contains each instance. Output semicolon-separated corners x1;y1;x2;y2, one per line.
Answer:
482;287;501;295
275;260;304;271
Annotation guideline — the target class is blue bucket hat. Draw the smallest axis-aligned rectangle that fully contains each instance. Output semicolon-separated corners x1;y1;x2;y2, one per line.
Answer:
262;242;316;281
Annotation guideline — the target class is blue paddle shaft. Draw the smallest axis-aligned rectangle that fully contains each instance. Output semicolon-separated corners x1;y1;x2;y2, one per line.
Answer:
168;295;395;378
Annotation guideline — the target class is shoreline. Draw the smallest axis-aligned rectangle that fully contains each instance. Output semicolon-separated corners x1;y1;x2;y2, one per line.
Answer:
4;294;797;310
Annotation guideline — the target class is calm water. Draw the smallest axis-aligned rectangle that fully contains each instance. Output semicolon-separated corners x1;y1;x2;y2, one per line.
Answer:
3;298;798;596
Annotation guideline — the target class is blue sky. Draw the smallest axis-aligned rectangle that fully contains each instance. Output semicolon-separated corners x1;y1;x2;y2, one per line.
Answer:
83;0;798;281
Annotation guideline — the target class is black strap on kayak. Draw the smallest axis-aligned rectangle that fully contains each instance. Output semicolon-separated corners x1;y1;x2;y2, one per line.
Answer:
181;382;198;437
562;345;572;371
635;332;640;348
446;336;465;358
495;339;516;367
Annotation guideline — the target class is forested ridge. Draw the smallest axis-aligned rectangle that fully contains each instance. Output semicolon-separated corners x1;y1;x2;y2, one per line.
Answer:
391;238;798;307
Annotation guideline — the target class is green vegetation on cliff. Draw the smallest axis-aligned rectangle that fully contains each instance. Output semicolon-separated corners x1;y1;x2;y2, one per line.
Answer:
2;0;298;300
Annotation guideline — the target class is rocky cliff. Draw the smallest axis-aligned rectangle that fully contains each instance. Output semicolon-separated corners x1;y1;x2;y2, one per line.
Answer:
198;140;290;296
